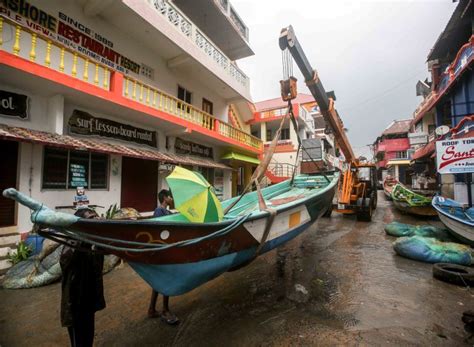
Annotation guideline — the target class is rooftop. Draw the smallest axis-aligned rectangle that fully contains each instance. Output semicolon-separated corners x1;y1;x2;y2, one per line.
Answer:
382;119;412;135
427;0;473;62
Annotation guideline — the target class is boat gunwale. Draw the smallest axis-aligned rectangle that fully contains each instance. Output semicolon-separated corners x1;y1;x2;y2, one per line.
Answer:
68;173;339;228
432;196;474;227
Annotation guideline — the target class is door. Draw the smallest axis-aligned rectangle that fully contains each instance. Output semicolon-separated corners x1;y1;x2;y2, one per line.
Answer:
121;157;158;212
0;140;18;227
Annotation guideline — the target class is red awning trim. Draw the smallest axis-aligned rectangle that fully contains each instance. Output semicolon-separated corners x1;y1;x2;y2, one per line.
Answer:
0;124;230;170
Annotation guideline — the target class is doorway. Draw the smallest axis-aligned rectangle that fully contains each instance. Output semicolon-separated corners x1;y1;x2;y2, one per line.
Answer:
121;157;158;212
0;140;18;227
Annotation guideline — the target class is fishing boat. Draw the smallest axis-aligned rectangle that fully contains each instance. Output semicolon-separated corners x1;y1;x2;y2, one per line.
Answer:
391;184;437;217
3;172;338;296
383;176;398;200
432;196;474;246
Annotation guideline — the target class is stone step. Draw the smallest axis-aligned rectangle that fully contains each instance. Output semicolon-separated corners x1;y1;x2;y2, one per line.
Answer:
0;233;20;246
0;243;16;258
0;258;13;272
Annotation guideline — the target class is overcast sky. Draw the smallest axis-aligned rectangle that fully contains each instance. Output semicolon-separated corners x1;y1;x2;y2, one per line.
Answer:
232;0;456;158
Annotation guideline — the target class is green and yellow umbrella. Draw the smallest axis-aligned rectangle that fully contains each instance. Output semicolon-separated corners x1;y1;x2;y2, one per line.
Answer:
165;166;224;223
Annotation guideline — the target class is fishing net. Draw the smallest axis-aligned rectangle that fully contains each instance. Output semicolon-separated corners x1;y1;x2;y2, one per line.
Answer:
384;222;452;241
393;236;473;265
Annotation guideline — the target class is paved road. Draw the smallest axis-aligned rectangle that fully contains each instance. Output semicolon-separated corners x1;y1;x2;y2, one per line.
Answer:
1;191;473;346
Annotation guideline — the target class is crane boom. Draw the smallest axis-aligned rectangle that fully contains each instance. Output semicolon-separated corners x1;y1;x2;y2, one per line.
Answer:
279;25;356;163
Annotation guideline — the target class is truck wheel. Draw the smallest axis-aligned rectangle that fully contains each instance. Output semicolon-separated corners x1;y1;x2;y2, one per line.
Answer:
356;198;372;222
371;192;377;210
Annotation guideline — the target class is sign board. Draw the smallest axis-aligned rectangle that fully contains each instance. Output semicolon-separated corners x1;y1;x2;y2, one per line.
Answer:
408;132;428;146
175;137;213;159
0;90;29;119
436;137;474;174
68;109;157;147
435;125;450;137
0;1;149;76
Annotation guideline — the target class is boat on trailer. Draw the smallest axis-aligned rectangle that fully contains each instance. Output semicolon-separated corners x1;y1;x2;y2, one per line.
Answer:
391;184;437;217
383;177;398;201
432;196;474;246
3;172;338;296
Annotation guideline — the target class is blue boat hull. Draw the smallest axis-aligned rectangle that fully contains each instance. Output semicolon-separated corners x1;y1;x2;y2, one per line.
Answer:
129;219;314;296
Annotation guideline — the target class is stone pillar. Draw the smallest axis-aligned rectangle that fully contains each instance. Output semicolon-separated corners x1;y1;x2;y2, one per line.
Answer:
47;94;64;135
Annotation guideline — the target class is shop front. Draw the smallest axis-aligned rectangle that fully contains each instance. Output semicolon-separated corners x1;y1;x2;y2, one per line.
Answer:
221;152;260;196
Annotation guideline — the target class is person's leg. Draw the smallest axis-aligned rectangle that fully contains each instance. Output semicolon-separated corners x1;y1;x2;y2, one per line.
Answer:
67;326;76;347
161;296;179;325
147;290;159;318
68;311;95;347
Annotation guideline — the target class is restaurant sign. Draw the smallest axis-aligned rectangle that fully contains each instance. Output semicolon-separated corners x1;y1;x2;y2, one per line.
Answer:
175;137;213;159
0;0;142;75
0;90;29;119
436;137;474;174
68;110;157;147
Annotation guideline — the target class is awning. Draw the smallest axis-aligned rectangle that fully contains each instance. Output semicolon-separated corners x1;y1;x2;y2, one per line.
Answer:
386;160;411;167
412;141;436;161
221;152;260;165
0;124;230;170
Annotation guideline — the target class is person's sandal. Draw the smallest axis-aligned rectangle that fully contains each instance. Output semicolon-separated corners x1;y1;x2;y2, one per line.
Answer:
160;312;180;325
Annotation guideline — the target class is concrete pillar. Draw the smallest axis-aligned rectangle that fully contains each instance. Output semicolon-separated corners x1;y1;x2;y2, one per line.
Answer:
260;122;267;141
47;94;64;135
223;169;232;200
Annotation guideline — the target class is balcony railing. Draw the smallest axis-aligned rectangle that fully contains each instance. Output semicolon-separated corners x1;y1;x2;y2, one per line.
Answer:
0;18;111;90
149;0;249;88
215;0;249;41
122;75;262;150
0;17;262;152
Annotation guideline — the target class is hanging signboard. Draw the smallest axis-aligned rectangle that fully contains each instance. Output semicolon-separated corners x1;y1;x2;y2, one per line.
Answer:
68;109;157;147
175;137;213;159
436;137;474;174
0;90;29;119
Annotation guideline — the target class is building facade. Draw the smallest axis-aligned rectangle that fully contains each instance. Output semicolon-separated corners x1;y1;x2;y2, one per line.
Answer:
249;94;318;183
0;0;263;272
373;119;412;184
409;0;473;200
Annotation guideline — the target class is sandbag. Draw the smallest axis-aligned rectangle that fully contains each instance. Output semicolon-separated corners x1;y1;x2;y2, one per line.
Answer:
385;222;452;241
3;245;64;289
3;242;120;289
393;236;473;265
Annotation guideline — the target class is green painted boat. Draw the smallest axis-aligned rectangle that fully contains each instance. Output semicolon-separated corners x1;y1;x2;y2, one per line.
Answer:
391;184;437;217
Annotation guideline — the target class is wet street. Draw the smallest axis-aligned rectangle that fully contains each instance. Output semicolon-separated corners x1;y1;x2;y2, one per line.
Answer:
1;191;473;346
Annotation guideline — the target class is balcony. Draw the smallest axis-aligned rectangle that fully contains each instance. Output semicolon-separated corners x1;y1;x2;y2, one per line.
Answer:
0;17;262;153
173;0;253;60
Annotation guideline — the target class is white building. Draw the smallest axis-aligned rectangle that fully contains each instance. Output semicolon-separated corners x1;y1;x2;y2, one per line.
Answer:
0;0;262;273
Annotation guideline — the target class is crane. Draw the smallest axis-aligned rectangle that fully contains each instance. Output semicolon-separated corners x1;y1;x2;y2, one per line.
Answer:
279;25;378;221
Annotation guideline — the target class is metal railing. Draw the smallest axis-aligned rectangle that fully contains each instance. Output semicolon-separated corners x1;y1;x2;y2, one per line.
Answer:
268;160;298;178
149;0;249;88
122;75;262;150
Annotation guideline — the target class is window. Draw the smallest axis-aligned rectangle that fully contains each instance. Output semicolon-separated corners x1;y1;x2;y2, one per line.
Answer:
415;121;423;133
266;129;272;141
395;151;407;159
178;86;192;113
281;128;290;140
202;98;213;115
42;147;109;189
428;124;436;135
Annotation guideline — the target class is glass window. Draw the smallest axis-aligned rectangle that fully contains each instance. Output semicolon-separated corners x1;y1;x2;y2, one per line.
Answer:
395;151;407;159
281;128;290;140
42;148;68;189
42;147;108;190
202;98;213;115
90;153;108;189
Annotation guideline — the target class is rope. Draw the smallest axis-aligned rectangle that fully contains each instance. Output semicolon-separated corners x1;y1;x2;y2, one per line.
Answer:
38;214;251;253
